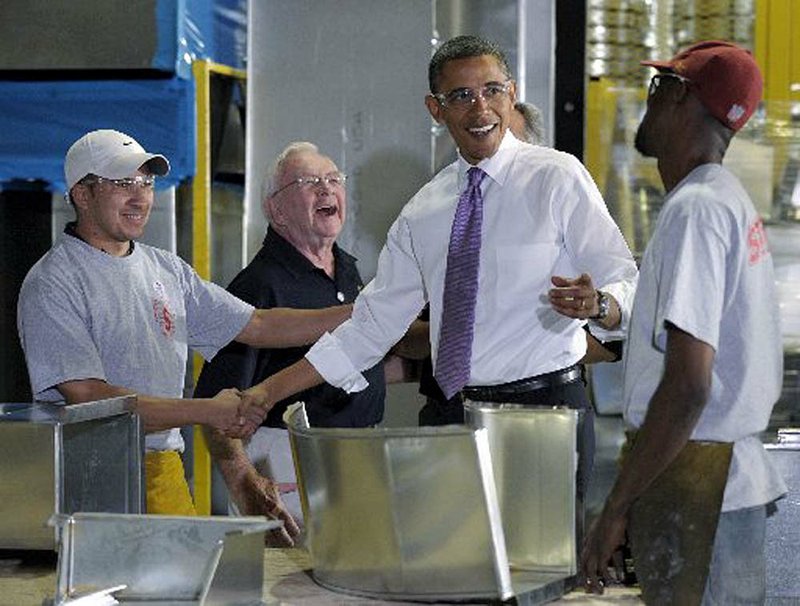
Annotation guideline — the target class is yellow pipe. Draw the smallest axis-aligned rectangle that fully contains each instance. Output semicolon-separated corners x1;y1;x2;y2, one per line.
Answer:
190;59;247;515
792;0;800;102
206;61;246;80
767;0;791;105
192;58;213;515
756;0;793;196
585;77;614;196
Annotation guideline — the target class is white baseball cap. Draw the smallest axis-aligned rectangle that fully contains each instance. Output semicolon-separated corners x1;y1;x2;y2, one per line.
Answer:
65;129;170;190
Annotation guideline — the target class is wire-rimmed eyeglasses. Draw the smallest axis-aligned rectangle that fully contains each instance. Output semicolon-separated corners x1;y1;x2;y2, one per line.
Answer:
433;81;513;110
82;175;156;190
648;73;691;97
64;175;156;203
270;172;347;198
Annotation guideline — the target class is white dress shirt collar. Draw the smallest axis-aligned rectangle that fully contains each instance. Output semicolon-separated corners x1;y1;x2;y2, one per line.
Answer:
456;129;522;190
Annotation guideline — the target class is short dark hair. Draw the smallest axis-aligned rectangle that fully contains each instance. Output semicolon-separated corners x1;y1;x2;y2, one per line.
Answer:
428;35;512;93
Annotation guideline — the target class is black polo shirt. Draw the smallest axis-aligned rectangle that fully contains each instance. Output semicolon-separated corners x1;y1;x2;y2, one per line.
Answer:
194;227;385;427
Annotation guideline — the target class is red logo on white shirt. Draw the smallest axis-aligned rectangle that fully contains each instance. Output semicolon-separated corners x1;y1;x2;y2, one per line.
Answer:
748;218;770;265
152;301;174;337
152;280;175;338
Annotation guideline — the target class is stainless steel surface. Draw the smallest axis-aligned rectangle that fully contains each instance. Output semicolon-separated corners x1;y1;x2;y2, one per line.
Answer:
0;396;143;550
464;403;578;574
285;404;515;602
764;431;800;603
51;512;278;604
205;530;270;606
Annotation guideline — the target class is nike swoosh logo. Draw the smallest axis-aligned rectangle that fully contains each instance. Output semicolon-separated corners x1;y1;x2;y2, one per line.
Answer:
122;141;133;146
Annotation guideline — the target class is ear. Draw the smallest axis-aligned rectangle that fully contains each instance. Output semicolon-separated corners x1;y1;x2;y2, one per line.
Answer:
670;78;691;105
266;196;287;228
508;80;518;106
70;184;90;211
425;94;444;124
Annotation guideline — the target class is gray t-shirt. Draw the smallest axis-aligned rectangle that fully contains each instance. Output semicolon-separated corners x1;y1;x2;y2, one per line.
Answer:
623;164;785;511
17;232;254;452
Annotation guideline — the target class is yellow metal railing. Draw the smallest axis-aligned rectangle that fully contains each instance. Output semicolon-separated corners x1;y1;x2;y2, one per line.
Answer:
191;59;246;515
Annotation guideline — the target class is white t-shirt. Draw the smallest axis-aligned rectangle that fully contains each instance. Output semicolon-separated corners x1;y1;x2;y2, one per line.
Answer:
17;232;254;452
623;164;786;511
308;131;638;391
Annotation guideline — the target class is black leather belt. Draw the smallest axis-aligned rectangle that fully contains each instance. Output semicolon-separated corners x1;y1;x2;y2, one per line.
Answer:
461;365;582;400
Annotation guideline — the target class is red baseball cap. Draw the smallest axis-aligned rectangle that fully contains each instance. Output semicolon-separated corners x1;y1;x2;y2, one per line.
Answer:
641;40;763;132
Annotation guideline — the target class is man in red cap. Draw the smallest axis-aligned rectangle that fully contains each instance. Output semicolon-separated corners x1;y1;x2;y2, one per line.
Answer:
581;41;786;603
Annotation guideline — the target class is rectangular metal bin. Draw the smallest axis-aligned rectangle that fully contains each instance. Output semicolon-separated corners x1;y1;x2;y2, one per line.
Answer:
286;405;512;602
285;402;578;604
0;396;143;550
52;513;277;604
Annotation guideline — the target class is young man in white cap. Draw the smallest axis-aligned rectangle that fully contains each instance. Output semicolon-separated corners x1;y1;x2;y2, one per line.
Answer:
581;41;785;603
17;129;350;516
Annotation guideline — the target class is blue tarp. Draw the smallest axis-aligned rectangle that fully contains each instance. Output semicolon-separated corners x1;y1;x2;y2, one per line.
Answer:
0;78;196;192
0;0;246;191
159;0;247;79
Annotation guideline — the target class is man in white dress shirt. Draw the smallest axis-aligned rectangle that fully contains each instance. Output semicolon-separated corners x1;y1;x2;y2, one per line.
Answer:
241;35;637;519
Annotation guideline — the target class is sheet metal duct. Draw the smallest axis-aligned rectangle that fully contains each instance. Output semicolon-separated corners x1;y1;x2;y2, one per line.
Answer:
285;402;578;603
0;397;143;550
51;513;277;604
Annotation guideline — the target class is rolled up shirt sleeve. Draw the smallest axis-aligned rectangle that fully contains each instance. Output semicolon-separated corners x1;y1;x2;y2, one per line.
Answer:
305;332;369;393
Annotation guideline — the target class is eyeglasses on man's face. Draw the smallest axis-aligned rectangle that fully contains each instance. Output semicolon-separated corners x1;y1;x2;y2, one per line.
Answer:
270;172;347;198
648;72;691;97
433;81;513;110
83;175;156;190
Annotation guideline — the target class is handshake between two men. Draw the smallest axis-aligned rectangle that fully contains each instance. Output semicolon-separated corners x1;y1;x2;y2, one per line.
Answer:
211;380;310;439
218;355;344;439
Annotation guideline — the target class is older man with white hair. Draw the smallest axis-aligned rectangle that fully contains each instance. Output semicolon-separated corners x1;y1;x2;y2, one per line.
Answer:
195;141;421;545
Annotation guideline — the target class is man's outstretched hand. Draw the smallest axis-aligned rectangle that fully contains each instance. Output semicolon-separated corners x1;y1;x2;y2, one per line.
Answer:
210;388;265;439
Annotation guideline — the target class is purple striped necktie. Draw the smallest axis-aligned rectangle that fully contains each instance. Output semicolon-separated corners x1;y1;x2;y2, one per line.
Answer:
435;166;487;400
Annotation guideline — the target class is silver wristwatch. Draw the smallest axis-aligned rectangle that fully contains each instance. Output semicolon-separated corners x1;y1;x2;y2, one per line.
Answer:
591;290;610;321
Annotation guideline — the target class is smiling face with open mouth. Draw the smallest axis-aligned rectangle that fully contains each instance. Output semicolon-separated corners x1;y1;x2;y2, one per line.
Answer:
425;54;516;165
269;150;347;253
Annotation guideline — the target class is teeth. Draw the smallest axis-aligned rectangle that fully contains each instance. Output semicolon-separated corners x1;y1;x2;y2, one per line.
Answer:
469;124;495;134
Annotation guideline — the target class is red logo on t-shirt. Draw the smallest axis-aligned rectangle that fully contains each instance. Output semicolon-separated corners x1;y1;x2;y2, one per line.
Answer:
748;218;770;265
152;299;175;338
